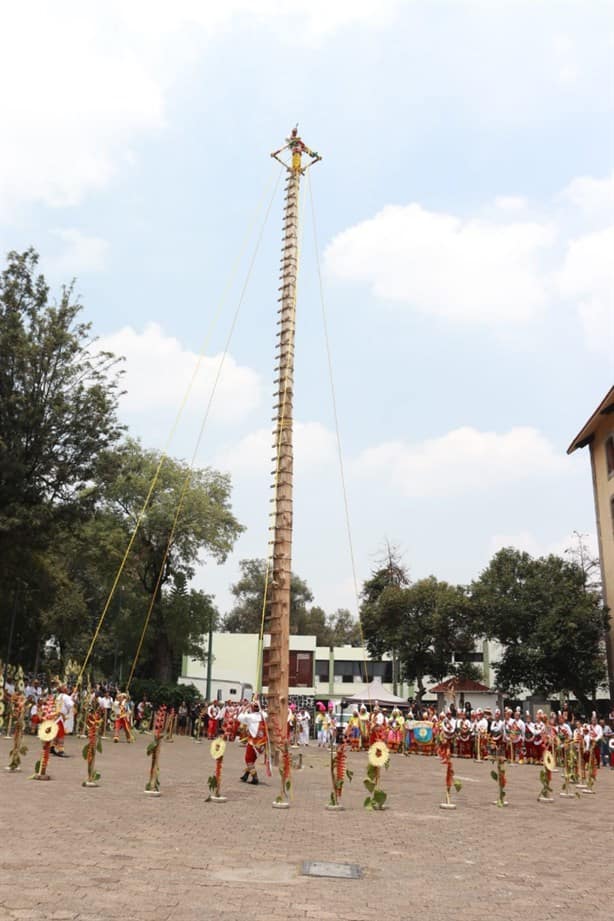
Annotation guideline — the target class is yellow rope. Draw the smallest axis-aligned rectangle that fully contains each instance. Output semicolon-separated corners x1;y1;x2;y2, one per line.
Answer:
126;170;282;690
307;172;371;701
75;171;280;689
256;173;307;690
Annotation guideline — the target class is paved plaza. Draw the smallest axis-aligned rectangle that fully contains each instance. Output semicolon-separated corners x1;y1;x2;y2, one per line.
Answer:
0;733;612;921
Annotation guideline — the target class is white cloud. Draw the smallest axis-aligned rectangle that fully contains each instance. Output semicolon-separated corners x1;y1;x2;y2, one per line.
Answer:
49;229;109;275
325;203;555;325
0;1;400;215
557;227;614;354
494;196;529;213
561;171;614;218
215;421;337;476
353;426;565;498
325;170;614;354
97;323;261;423
0;4;165;213
552;32;578;84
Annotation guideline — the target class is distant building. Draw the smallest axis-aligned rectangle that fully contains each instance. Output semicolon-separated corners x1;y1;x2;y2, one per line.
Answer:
568;385;614;697
180;632;498;705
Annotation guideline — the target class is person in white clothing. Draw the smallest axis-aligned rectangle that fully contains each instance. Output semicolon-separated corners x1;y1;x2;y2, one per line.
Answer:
51;685;75;756
297;708;310;745
237;702;268;784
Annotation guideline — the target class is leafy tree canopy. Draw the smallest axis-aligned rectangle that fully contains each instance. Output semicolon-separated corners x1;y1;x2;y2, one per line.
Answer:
222;559;362;645
472;547;607;707
0;248;123;664
361;574;477;701
92;439;242;682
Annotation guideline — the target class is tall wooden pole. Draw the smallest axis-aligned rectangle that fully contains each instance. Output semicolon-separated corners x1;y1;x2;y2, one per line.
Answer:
267;129;321;737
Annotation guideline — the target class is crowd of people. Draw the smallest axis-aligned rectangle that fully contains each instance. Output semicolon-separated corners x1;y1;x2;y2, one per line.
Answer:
336;701;614;771
3;671;614;773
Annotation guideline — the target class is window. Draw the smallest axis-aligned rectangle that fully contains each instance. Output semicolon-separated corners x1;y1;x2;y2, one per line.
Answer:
606;435;614;478
263;649;314;687
365;661;393;683
290;651;313;687
454;651;484;663
315;660;329;682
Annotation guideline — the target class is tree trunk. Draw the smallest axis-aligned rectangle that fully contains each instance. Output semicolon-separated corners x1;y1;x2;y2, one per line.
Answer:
153;633;173;685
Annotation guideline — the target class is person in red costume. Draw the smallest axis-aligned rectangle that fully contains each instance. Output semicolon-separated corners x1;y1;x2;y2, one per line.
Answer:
238;701;268;785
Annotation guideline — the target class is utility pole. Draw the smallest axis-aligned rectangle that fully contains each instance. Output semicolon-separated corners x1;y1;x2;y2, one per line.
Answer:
206;613;213;702
266;128;321;735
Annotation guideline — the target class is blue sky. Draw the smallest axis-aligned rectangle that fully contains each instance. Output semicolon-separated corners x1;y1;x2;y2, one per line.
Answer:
1;1;612;618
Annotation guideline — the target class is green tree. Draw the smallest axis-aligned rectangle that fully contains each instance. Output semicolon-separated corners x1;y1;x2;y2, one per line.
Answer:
472;548;607;708
326;608;362;647
222;558;314;635
0;248;123;665
359;548;410;691
94;439;242;682
361;576;476;703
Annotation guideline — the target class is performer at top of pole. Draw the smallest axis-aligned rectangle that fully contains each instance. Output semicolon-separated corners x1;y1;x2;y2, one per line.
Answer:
271;125;321;173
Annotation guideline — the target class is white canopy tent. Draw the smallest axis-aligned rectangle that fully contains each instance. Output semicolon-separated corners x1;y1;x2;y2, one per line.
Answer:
343;682;409;707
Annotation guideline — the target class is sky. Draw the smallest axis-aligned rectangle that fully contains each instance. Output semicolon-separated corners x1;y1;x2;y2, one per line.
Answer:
1;1;613;620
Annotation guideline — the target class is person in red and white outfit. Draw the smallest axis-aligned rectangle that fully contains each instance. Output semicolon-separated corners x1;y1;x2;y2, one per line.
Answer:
113;692;133;743
207;701;220;739
51;684;75;757
238;701;268;785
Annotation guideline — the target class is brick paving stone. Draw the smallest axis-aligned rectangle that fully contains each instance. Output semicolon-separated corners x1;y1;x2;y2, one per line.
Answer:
0;734;612;920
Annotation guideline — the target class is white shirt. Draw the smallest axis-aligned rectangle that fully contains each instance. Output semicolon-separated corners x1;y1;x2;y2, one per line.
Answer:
56;692;75;722
238;710;266;739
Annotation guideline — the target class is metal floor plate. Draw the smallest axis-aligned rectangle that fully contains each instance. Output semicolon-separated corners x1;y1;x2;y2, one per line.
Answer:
301;861;362;879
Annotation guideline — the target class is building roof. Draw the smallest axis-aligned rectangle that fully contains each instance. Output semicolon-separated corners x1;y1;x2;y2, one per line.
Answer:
344;682;408;705
430;677;492;693
567;386;614;454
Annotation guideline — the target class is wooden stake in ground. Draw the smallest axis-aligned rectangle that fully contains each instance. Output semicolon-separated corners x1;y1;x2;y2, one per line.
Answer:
82;711;103;787
5;693;27;772
266;128;320;734
560;740;578;798
364;741;390;811
491;754;508;807
438;733;462;810
327;739;352;810
164;708;176;743
144;706;167;796
583;740;597;794
30;696;58;782
538;750;555;802
207;738;227;803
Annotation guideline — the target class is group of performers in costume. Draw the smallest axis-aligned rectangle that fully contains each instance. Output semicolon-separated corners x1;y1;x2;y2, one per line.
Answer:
340;702;611;774
5;668;612;786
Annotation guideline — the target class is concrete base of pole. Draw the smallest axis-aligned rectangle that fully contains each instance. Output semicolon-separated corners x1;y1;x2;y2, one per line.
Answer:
272;801;290;809
208;795;227;803
581;788;596;794
144;789;161;797
4;766;21;772
559;792;575;798
83;781;99;788
439;802;456;810
32;774;51;781
538;796;554;802
326;804;344;812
